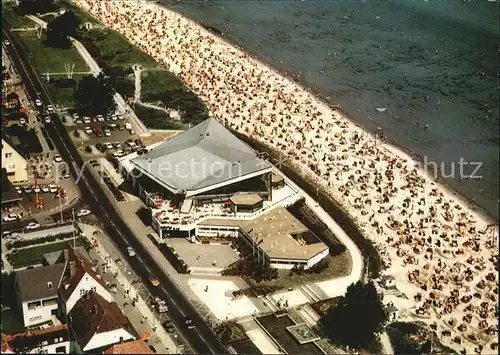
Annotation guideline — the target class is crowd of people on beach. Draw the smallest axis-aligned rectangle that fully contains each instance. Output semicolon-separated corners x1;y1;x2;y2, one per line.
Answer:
77;1;498;352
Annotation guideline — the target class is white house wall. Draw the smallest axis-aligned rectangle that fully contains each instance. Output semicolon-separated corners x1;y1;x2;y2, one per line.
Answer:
306;248;330;269
27;341;70;354
64;273;113;314
83;328;135;352
1;138;28;183
21;298;58;327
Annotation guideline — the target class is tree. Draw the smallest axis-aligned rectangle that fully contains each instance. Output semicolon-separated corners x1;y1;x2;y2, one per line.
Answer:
46;11;81;48
75;73;116;117
18;0;56;15
320;281;388;349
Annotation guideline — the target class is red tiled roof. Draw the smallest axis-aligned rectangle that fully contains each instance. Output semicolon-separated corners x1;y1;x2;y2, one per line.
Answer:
2;325;69;353
69;292;135;349
103;339;153;354
1;333;12;353
58;248;108;301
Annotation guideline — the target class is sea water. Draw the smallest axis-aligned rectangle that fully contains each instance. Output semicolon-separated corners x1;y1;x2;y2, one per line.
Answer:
163;0;499;219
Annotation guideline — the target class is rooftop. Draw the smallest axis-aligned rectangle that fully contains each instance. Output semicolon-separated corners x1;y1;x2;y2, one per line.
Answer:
103;339;153;354
230;193;263;206
15;263;66;302
69;291;135;349
130;118;272;195
242;206;329;260
2;325;69;353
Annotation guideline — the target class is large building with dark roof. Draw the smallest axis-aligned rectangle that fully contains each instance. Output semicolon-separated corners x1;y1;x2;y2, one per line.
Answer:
69;291;136;352
1;168;22;207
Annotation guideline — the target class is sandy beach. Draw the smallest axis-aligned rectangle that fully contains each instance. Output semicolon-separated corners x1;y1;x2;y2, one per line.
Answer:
75;0;498;352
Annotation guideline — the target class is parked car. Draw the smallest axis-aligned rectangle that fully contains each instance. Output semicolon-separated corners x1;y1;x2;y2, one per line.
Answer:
84;126;93;135
118;115;125;120
109;124;117;131
95;143;105;152
62;170;70;179
125;139;136;147
127;247;136;257
111;115;118;121
112;150;125;158
72;113;80;120
83;117;91;124
113;142;122;149
2;214;19;222
163;321;175;333
90;160;100;167
104;142;114;150
49;185;58;193
129;129;135;135
25;222;41;230
118;124;125;131
33;185;40;193
4;40;10;46
91;117;97;123
53;154;63;163
35;99;42;107
96;115;105;122
40;185;49;193
134;138;143;147
104;129;111;137
15;187;22;194
46;105;55;113
77;209;92;217
75;119;83;125
149;276;160;287
19;117;26;125
154;297;168;313
23;186;33;194
44;116;51;124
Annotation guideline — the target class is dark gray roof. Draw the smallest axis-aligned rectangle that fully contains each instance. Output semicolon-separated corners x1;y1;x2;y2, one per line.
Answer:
1;168;22;204
15;264;66;302
131;118;272;193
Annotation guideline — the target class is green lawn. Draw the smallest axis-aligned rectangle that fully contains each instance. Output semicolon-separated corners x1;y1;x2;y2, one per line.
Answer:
17;31;89;74
7;239;83;268
46;75;87;108
3;4;37;29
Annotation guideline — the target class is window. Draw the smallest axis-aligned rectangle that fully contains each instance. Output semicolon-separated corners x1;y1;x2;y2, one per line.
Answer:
38;350;48;354
79;289;87;297
8;164;15;169
91;286;96;292
55;346;66;354
47;282;53;290
5;152;12;158
27;301;41;310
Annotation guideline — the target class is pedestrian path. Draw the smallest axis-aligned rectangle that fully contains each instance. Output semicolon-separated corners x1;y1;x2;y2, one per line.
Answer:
79;222;181;353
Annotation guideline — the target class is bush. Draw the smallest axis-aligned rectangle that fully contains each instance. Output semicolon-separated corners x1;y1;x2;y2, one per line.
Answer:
6;232;75;249
85;145;92;153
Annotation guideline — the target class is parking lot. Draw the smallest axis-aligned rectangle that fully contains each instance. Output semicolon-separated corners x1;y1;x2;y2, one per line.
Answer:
62;110;146;160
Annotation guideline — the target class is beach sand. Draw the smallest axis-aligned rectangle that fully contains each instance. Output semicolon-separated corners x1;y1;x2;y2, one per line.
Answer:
75;1;498;353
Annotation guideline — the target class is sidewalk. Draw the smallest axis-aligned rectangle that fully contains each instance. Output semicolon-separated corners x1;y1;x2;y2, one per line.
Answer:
79;222;181;353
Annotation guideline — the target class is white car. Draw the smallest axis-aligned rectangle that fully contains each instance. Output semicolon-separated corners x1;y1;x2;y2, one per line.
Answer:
83;117;91;124
104;142;113;150
53;155;63;163
96;115;105;122
111;115;118;121
2;214;19;222
104;130;111;137
44;116;51;124
112;150;124;158
35;99;42;107
113;142;122;149
25;222;41;230
46;105;55;113
72;113;80;120
127;247;136;257
77;209;91;217
75;119;83;125
118;115;125;120
19;118;26;125
84;126;93;135
15;187;22;194
49;185;58;193
40;185;49;193
125;140;136;147
4;40;10;46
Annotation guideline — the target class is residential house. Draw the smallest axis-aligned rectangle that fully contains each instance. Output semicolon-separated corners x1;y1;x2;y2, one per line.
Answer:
1;168;22;207
1;324;70;354
15;264;66;327
103;339;154;354
69;291;136;352
385;302;400;322
1;133;28;183
381;275;397;289
57;248;113;316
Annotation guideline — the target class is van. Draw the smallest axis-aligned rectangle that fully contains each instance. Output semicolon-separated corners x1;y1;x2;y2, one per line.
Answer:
125;123;132;130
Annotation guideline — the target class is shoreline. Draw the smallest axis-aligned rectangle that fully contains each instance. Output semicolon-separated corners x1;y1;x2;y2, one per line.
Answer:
161;1;497;223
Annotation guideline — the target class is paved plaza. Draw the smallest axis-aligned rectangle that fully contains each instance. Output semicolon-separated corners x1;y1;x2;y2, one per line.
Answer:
166;238;240;270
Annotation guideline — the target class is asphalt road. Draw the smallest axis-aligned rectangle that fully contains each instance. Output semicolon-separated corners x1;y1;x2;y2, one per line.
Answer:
3;25;227;355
